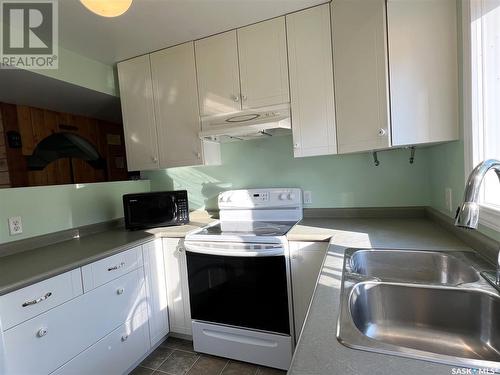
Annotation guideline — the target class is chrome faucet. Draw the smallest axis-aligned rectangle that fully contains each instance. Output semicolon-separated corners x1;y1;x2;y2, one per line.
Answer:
455;159;500;286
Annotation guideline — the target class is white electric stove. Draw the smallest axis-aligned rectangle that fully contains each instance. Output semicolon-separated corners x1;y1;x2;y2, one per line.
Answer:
184;188;303;370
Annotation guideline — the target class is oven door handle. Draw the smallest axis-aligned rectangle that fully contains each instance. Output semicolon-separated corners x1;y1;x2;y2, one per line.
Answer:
183;241;285;257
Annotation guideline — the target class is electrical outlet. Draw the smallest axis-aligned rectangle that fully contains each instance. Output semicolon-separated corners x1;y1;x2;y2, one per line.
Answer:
303;191;312;205
8;216;22;235
445;188;453;213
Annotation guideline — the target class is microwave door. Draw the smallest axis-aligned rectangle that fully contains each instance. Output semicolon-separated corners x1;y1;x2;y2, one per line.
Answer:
150;195;175;224
127;197;175;228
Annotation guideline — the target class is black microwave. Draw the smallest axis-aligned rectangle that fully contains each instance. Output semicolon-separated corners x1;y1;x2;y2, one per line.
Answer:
123;190;189;230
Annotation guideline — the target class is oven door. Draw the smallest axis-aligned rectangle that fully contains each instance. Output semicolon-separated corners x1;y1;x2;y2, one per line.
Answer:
184;241;291;335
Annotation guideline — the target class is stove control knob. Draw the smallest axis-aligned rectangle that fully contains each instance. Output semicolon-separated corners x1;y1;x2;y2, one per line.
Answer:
288;193;295;200
279;193;287;200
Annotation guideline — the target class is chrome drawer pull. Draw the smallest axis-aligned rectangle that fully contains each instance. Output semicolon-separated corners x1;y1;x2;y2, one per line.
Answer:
22;292;52;307
107;262;125;271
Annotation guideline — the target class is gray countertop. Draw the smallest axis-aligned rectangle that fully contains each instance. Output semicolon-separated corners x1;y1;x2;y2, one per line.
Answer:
0;212;487;374
288;217;477;375
0;212;217;296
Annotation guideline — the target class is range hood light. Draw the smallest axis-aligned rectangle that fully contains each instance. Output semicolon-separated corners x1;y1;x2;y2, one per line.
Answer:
199;103;292;143
80;0;132;17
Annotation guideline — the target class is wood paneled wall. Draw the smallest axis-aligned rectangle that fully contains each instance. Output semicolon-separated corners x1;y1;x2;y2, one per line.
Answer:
0;109;11;189
1;103;129;187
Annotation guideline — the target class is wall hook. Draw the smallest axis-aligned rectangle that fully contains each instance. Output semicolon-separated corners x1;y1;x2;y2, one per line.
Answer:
372;151;380;167
409;147;416;164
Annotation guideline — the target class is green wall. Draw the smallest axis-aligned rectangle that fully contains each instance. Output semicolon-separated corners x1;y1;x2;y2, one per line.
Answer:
32;47;117;97
0;19;117;96
0;180;150;244
144;135;431;211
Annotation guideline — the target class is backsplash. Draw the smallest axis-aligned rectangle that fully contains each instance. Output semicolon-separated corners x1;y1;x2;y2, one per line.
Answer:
0;180;150;244
143;135;431;210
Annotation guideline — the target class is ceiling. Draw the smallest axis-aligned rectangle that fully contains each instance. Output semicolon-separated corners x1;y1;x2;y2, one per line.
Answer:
59;0;328;64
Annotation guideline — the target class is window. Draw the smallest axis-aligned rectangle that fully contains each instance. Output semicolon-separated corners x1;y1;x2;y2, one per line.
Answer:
467;0;500;229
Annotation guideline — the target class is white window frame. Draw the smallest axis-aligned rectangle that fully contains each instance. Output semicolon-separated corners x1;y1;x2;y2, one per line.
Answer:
463;0;500;232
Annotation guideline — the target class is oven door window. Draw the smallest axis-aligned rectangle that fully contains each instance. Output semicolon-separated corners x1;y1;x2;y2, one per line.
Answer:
186;252;290;335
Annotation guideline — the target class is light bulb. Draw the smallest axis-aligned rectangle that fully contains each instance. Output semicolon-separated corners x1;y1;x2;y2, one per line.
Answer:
80;0;133;18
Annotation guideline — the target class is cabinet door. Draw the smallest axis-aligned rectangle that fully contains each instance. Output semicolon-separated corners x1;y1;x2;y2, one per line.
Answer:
151;42;204;168
195;30;241;116
388;0;458;146
289;241;328;338
331;0;391;154
163;238;192;335
51;320;149;375
117;55;159;171
238;17;289;109
3;269;146;375
287;4;337;158
142;239;169;347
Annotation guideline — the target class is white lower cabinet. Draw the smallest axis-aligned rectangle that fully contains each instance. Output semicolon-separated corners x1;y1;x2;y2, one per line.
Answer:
163;238;192;336
142;239;170;347
3;268;146;375
81;246;144;292
51;318;150;375
0;269;82;331
289;241;328;338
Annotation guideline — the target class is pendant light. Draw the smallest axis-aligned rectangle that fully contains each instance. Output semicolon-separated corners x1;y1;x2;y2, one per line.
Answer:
80;0;133;18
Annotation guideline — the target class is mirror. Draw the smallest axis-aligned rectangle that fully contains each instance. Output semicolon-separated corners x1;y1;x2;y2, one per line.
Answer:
0;68;138;189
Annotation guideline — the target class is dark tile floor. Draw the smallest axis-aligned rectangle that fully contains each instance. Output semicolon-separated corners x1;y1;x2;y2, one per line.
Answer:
130;337;287;375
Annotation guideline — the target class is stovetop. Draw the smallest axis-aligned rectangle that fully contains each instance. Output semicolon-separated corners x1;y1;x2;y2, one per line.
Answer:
194;221;297;237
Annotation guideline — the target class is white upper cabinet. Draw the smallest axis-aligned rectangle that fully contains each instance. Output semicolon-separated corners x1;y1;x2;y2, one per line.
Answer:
195;19;290;115
119;45;220;171
331;0;391;154
287;4;337;158
117;55;159;171
151;42;204;168
387;0;459;146
238;17;289;109
195;31;242;116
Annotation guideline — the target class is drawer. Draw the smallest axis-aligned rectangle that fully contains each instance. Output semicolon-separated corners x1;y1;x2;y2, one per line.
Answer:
51;317;149;375
192;320;292;370
82;246;143;291
3;269;146;375
0;269;83;331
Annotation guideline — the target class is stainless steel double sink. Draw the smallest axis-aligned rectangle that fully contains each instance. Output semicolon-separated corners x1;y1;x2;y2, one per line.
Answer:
337;249;500;371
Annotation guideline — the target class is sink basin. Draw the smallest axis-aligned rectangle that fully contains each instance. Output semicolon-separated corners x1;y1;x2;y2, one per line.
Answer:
349;250;480;285
350;282;500;362
338;248;500;369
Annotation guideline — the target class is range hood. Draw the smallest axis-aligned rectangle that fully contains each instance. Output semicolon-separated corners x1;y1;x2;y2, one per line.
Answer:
199;103;291;143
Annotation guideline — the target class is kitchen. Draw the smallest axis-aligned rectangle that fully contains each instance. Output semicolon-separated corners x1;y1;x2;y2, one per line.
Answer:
0;0;499;374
